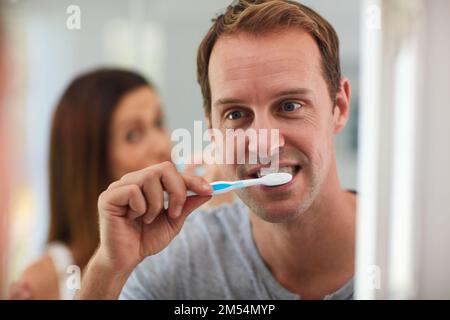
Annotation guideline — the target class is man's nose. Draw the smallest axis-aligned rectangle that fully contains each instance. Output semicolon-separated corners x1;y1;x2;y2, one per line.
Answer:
247;113;285;160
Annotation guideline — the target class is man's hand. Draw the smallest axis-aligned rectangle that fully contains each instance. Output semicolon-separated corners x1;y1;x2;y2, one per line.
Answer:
76;161;212;299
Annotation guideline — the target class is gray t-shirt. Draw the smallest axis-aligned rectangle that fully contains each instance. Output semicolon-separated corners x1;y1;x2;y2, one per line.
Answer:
119;199;354;300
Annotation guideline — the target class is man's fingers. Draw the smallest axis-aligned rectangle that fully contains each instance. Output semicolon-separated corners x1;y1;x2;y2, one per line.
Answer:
126;208;144;221
181;195;212;218
182;174;213;196
102;162;213;223
116;161;169;187
161;169;212;220
160;165;188;219
168;195;212;230
183;163;198;175
99;185;147;218
141;173;165;224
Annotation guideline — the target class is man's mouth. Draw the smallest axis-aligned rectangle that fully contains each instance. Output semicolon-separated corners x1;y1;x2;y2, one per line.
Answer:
247;165;302;179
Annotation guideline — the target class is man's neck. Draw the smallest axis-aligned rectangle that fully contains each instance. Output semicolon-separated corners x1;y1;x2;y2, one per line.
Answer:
249;167;356;299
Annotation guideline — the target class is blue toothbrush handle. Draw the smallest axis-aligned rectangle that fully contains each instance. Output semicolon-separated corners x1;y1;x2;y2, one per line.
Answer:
164;181;244;201
210;181;244;195
184;181;242;196
182;183;238;197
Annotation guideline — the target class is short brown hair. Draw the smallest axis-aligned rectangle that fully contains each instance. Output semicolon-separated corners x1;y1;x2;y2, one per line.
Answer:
48;69;150;268
197;0;341;116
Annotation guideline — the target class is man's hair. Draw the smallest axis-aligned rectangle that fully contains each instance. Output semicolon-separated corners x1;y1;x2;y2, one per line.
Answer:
197;0;341;117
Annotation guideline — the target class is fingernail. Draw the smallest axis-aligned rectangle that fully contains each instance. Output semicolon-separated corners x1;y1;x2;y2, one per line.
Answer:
202;183;212;192
173;205;183;218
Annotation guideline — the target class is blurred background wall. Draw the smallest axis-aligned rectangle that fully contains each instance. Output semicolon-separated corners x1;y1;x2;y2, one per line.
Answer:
0;0;10;298
1;0;360;296
356;0;450;300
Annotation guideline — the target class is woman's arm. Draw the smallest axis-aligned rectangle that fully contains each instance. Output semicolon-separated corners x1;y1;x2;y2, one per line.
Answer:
9;255;60;300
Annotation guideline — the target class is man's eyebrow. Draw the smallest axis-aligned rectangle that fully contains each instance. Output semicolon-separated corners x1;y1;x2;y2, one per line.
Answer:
213;88;315;108
272;88;315;98
213;98;246;108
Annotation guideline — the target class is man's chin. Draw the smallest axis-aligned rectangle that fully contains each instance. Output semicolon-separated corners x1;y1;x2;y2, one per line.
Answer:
254;210;299;224
241;195;312;223
235;182;318;222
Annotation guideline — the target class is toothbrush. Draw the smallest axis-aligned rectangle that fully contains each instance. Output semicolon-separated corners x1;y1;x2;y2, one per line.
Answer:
163;172;292;201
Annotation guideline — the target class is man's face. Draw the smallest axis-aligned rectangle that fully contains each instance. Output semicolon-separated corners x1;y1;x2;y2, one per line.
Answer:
208;29;346;222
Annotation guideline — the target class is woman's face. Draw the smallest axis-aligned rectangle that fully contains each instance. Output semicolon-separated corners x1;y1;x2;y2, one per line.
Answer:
109;86;172;180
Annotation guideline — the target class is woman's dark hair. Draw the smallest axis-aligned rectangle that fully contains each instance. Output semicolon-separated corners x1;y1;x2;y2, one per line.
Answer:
48;69;151;268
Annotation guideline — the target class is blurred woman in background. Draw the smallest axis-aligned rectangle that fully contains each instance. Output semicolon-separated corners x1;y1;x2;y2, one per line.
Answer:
9;69;172;299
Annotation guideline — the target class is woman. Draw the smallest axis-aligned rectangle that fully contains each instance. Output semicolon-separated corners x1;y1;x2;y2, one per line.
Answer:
9;69;172;299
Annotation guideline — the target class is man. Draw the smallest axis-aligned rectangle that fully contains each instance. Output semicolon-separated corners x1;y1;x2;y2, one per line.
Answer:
77;0;356;300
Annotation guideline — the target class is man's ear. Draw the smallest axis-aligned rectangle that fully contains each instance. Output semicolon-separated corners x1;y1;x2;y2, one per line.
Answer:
333;77;351;134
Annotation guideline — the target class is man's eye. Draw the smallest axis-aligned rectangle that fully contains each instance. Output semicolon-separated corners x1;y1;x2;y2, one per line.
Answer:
281;102;302;112
226;110;245;120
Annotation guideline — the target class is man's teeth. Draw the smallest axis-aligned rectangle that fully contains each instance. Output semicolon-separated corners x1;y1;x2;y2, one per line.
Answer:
256;166;299;178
